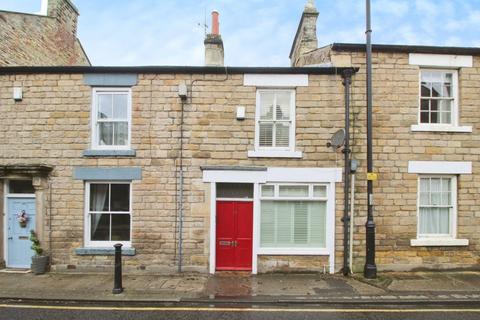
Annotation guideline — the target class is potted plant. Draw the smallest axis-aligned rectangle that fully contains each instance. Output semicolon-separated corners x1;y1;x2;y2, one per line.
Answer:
29;230;49;275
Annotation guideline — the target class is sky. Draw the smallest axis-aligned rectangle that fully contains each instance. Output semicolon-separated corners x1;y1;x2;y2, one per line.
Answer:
1;0;479;66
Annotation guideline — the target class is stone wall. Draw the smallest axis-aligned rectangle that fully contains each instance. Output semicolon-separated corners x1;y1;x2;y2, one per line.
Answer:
0;0;89;66
0;71;348;273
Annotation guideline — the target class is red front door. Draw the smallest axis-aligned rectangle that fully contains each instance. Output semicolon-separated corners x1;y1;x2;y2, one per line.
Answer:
216;201;253;271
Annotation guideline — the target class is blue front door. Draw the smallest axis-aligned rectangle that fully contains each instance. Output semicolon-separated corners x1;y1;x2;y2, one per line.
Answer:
7;197;36;268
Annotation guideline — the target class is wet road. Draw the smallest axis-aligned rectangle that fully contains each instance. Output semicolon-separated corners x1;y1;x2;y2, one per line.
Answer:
1;302;480;320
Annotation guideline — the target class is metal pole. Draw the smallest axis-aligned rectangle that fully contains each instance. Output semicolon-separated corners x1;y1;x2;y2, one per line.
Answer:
349;172;355;273
341;70;353;276
364;0;377;279
112;243;123;294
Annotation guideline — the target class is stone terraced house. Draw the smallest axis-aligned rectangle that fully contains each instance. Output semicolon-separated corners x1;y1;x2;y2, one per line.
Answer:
0;1;479;274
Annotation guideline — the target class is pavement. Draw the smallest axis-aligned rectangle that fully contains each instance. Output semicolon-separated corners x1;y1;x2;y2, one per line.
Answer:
1;269;480;304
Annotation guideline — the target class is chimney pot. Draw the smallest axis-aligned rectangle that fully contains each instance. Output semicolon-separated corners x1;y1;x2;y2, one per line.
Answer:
211;11;220;35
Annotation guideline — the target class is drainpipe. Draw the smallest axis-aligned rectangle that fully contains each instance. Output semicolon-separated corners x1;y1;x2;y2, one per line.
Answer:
177;85;187;273
341;69;353;276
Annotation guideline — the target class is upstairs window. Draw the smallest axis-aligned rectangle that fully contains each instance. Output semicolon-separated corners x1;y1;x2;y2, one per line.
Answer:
419;70;458;126
255;89;295;151
91;88;131;150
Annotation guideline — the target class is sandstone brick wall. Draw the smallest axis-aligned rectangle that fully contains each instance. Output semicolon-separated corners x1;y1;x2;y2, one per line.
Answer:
0;72;349;273
326;50;480;271
0;1;89;66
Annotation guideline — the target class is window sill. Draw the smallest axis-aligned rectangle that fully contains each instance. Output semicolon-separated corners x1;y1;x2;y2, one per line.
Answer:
410;238;469;247
83;149;136;157
74;247;136;256
247;150;303;158
410;125;472;133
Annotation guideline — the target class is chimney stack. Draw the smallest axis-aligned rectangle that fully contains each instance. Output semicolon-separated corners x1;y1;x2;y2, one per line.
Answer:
204;10;224;66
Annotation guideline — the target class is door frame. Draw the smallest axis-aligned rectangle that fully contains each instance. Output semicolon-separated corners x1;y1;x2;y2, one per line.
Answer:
210;183;260;274
3;179;36;268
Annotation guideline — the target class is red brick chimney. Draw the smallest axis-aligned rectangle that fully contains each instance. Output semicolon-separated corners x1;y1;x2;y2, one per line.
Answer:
204;10;224;66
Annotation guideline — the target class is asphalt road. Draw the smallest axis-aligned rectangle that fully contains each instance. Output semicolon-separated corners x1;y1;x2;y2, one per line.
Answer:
1;302;480;320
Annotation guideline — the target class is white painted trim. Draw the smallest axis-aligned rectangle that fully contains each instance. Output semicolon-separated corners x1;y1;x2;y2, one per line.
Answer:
410;238;469;246
209;183;216;274
408;161;472;174
416;176;457;240
84;181;132;248
327;181;335;274
204;167;340;274
267;168;342;183
254;89;297;153
203;170;267;183
203;168;342;184
247;150;303;158
91;87;132;151
244;74;308;87
409;53;473;68
252;183;260;275
416;69;459;127
411;124;472;133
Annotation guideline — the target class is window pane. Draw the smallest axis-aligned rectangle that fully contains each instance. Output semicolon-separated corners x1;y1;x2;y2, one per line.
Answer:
275;92;291;120
310;202;326;247
99;122;113;145
293;202;308;243
111;214;130;241
91;213;110;241
90;184;109;211
277;202;292;243
430;111;439;123
439;100;451;112
420;99;429;111
110;184;130;211
260;200;326;248
432;83;442;97
261;185;275;197
430;100;438;111
259;123;273;147
420;111;429;123
421;83;431;97
112;94;128;119
260;92;274;120
275;123;290;147
9;180;34;194
113;122;128;145
98;94;113;119
419;207;450;235
279;185;308;197
217;183;253;199
260;201;275;245
313;186;327;198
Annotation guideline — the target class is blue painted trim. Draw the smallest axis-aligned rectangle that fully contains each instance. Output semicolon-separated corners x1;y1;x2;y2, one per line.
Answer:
73;167;142;181
74;247;136;256
83;149;136;157
84;74;138;87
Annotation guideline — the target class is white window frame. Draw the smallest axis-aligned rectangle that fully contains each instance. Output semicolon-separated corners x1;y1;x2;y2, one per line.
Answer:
84;181;132;248
249;89;302;158
416;175;456;239
411;69;472;133
91;87;132;150
258;183;329;254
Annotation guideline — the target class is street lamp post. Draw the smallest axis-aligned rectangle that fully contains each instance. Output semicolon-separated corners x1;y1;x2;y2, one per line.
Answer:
364;0;377;279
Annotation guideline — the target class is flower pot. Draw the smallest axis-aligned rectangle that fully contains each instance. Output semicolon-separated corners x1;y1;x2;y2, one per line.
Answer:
31;255;49;275
19;221;27;228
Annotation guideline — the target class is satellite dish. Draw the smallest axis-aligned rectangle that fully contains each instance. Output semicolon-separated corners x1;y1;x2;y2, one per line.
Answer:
327;129;345;149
